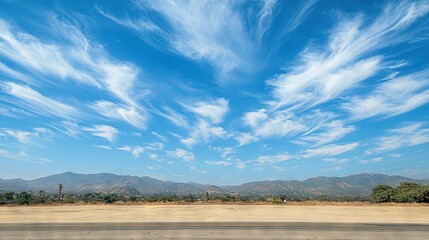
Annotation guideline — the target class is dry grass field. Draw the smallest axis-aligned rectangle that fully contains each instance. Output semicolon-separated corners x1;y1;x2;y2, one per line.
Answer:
1;204;428;224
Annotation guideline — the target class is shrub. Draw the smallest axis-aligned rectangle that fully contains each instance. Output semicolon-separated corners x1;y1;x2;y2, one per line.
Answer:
15;191;32;205
372;182;429;203
371;184;395;203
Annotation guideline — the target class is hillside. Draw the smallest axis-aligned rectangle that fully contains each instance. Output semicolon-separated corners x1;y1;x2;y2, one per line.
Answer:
0;172;427;197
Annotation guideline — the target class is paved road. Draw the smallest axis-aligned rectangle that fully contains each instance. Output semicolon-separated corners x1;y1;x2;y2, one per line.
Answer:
0;222;428;239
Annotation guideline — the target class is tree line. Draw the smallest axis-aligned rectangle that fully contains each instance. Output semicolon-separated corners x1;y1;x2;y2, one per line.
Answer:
371;182;429;203
1;182;428;205
0;191;370;205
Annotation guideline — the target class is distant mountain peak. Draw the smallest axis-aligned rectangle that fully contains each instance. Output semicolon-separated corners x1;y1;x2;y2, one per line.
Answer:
1;172;427;196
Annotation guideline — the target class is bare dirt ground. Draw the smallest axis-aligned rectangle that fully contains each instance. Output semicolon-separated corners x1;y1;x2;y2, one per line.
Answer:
1;204;428;224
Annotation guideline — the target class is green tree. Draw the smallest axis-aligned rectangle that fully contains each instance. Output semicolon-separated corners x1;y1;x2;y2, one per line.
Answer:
3;192;15;203
372;182;429;203
103;194;117;204
0;193;5;204
33;190;47;204
397;182;421;192
15;191;32;205
371;184;395;203
395;182;428;203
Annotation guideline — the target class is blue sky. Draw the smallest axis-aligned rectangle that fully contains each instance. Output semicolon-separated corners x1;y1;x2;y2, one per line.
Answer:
0;0;428;184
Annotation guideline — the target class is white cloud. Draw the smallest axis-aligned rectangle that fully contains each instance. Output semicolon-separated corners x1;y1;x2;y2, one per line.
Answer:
234;133;259;147
83;125;119;142
301;120;355;146
48;16;143;108
323;158;349;164
371;122;429;153
146;142;164;151
0;62;33;85
90;100;148;129
235;160;246;169
1;82;79;119
256;0;278;41
180;137;198;149
256;114;305;137
169;148;195;161
153;106;189;128
181;119;229;147
244;109;306;137
118;146;145;158
2;127;54;143
146;165;163;170
256;152;293;165
0;148;27;159
243;109;268;128
243;109;334;138
53;121;81;138
303;143;359;158
93;145;112;150
0;19;93;85
0;16;147;119
4;130;32;143
205;160;232;166
102;1;254;75
210;146;235;158
268;57;381;110
343;71;429;120
190;166;208;174
152;131;167;142
178;98;230;147
184;98;228;124
267;1;429;111
359;157;382;164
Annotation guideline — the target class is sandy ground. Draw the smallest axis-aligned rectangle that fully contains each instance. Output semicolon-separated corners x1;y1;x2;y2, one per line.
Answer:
1;204;428;224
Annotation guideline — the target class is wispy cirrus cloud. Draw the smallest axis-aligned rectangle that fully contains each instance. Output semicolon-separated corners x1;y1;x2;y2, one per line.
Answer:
151;106;189;129
242;109;335;139
0;148;27;160
118;146;145;158
205;160;233;166
234;133;259;147
1;82;79;119
99;0;253;76
93;145;112;150
0;62;33;85
370;122;429;153
209;146;235;159
83;125;119;142
0;15;148;127
343;71;429;120
303;142;359;158
181;120;229;148
267;1;429;111
183;98;228;124
169;148;195;161
0;19;94;85
90;100;148;129
152;131;167;142
52;121;82;138
256;152;293;165
99;0;317;80
1;127;54;143
301;120;355;146
255;0;279;41
178;98;230;148
242;109;306;138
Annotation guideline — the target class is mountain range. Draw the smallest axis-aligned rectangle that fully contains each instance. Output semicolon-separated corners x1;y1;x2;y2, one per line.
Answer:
1;172;428;197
